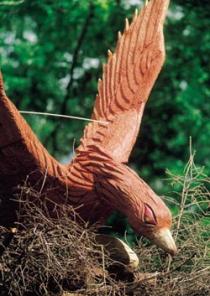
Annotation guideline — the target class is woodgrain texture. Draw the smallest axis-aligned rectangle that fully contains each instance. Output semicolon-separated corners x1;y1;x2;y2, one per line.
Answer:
0;0;176;255
78;0;169;163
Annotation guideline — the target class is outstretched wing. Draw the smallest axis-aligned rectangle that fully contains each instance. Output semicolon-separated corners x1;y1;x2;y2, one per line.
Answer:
77;0;169;163
0;72;67;189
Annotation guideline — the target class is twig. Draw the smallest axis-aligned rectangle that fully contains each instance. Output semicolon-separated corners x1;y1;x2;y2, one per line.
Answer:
45;2;95;149
167;139;196;272
61;2;94;114
175;139;195;240
20;110;108;125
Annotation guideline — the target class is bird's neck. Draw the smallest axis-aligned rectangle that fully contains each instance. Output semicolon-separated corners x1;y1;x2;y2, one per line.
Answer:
73;148;145;227
89;160;144;224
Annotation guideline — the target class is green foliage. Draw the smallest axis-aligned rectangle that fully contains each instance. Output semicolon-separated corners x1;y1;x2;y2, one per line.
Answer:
0;3;209;291
0;0;210;191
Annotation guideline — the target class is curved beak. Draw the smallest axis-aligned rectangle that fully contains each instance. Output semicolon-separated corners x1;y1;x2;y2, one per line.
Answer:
152;228;177;256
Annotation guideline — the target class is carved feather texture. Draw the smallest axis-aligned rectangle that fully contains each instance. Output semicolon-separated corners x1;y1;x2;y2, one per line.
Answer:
78;0;169;163
0;0;170;227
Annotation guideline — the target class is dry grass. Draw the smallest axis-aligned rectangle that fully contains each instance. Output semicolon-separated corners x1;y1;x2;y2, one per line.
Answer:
133;149;210;296
0;196;115;296
0;151;209;296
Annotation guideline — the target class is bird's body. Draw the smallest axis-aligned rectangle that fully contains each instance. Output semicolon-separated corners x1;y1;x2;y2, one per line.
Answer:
0;0;177;255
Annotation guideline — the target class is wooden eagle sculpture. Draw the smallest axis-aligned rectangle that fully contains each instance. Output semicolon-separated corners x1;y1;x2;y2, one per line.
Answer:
0;0;177;255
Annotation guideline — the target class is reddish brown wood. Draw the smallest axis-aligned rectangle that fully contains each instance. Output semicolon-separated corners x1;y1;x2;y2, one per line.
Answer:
0;0;177;254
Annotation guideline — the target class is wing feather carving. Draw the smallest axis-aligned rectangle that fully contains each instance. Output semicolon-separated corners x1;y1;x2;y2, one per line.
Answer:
0;0;170;226
0;73;67;187
77;0;169;163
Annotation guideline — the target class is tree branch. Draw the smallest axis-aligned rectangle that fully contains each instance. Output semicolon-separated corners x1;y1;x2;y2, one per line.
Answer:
45;2;95;151
61;2;94;114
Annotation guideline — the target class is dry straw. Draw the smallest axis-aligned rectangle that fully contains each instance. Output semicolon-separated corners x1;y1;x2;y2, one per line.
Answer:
0;149;209;296
20;110;108;125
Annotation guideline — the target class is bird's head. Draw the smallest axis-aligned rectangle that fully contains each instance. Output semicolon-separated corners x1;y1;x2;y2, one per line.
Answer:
99;163;177;256
128;190;177;256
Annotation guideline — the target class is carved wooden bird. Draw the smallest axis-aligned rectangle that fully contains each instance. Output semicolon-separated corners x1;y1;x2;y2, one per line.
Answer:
0;0;177;255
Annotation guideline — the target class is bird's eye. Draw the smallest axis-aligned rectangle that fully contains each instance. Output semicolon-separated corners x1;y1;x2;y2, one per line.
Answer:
143;204;157;225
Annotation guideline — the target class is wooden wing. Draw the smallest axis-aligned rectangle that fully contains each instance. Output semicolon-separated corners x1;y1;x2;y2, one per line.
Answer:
0;72;67;190
77;0;169;163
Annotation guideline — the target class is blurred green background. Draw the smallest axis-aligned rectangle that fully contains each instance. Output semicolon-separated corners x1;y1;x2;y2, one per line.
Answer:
0;0;209;236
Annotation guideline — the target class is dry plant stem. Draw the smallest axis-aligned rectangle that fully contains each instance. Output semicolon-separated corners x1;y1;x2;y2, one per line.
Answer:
20;111;108;125
167;140;197;272
175;140;194;240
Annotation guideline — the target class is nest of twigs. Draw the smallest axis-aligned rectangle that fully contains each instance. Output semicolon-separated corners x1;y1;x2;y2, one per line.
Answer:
0;153;210;296
0;192;115;296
